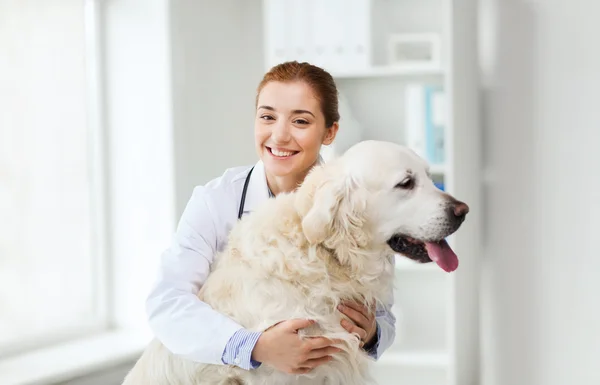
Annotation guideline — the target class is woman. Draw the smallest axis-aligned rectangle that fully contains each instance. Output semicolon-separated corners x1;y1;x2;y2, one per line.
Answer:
146;61;396;375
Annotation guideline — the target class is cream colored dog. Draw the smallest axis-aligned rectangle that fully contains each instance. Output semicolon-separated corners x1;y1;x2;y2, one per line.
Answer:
122;140;469;385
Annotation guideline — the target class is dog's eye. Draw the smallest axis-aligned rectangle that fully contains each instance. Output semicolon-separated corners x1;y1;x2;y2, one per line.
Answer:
395;178;414;190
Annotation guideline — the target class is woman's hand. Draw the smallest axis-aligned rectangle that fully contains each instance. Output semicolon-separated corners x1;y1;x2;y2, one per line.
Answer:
338;301;377;348
251;319;342;375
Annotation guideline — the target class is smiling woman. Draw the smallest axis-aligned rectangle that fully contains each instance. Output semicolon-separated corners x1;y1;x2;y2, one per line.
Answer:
253;64;340;196
144;61;398;378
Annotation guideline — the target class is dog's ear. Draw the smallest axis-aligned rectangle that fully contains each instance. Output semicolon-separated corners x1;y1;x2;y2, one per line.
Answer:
299;166;345;244
297;161;369;252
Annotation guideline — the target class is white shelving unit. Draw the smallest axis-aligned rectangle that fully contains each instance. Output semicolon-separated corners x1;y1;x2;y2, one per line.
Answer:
331;65;444;79
262;1;480;385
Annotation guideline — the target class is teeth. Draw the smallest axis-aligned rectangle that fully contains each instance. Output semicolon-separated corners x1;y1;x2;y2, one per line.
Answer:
271;148;295;157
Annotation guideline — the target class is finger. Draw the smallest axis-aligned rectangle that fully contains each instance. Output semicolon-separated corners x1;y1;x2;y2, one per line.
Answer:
341;301;370;317
306;346;342;360
341;319;367;341
284;318;316;332
338;304;370;328
300;355;333;369
290;367;311;375
305;336;342;350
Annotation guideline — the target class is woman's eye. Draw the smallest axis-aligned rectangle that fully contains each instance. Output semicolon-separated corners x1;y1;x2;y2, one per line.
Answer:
260;115;274;121
294;119;309;125
395;178;414;189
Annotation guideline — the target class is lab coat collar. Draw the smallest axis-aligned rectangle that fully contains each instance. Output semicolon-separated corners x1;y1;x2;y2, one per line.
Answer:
241;159;270;215
242;155;324;215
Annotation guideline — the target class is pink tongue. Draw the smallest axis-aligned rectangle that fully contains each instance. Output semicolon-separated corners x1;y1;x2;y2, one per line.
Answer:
424;239;459;272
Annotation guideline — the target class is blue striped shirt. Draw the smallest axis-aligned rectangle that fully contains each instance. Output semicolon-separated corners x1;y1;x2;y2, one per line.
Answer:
222;329;263;369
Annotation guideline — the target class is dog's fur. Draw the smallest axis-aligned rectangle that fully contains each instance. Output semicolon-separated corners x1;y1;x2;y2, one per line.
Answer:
122;140;468;385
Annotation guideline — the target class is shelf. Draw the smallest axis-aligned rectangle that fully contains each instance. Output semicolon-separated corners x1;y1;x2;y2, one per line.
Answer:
331;65;444;79
375;350;449;368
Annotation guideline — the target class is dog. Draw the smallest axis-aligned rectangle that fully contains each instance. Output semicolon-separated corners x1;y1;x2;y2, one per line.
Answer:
122;140;469;385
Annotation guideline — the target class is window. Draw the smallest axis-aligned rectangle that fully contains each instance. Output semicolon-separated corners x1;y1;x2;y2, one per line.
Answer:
0;0;107;356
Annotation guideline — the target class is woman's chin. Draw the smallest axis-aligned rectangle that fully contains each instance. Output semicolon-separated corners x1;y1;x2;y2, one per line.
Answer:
263;157;299;176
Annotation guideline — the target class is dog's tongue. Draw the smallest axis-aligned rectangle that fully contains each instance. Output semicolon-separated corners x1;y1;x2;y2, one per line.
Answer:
425;239;459;272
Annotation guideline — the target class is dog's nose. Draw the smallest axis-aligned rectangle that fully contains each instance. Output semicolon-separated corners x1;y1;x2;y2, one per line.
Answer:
452;201;470;218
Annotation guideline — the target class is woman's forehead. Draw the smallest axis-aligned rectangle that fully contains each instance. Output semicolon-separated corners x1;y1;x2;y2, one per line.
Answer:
257;81;320;111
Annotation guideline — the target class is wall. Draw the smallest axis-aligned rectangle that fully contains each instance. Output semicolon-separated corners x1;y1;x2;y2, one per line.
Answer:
169;0;265;215
102;0;176;329
479;1;600;385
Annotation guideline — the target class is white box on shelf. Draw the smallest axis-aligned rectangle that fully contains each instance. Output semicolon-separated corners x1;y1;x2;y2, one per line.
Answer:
287;0;314;64
262;0;371;73
340;0;371;72
263;0;290;67
310;0;344;72
387;32;442;68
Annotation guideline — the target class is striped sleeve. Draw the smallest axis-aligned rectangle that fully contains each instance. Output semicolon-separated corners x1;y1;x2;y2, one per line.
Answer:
221;329;263;370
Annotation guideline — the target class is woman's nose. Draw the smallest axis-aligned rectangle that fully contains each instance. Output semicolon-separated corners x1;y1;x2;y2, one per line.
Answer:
272;121;291;143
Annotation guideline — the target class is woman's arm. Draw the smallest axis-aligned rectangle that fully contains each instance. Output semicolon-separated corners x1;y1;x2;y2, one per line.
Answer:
368;260;398;358
338;300;396;360
370;301;397;358
146;186;250;366
338;277;397;359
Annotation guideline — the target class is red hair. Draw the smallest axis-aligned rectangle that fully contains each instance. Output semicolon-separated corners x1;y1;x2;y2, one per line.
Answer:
256;61;340;128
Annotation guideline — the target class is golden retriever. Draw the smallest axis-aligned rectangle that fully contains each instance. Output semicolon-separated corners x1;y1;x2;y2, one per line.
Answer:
122;140;469;385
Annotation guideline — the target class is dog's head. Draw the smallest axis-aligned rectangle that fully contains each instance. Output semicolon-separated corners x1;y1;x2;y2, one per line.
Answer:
295;140;469;273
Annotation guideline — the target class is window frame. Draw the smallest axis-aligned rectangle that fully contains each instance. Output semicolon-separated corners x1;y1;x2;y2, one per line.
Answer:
0;0;112;360
0;0;177;381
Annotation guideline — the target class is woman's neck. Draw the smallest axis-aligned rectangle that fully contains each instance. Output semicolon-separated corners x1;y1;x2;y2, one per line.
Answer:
265;173;304;196
266;159;320;196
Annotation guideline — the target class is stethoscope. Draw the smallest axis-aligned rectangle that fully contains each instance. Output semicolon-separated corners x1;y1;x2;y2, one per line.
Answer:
237;166;255;220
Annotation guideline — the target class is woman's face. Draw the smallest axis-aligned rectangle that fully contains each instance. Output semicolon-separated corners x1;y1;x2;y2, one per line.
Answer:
254;81;338;179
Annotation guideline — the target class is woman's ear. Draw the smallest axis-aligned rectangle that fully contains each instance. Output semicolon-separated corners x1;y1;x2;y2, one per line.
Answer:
323;121;339;145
